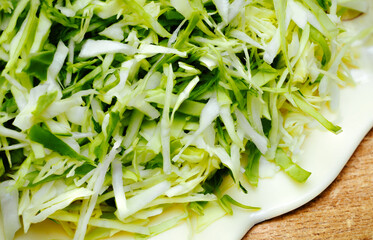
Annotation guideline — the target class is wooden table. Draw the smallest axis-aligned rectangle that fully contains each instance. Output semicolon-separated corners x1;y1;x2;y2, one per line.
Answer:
243;128;373;240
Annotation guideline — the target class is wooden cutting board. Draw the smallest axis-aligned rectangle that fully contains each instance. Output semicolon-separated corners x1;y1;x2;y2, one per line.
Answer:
243;128;373;240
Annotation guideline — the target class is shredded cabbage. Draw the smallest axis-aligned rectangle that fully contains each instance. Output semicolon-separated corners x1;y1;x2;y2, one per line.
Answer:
0;0;370;239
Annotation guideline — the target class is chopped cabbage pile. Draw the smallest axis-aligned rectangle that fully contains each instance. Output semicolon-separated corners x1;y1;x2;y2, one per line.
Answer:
0;0;370;239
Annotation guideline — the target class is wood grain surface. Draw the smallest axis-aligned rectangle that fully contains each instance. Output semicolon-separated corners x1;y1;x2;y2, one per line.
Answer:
243;128;373;240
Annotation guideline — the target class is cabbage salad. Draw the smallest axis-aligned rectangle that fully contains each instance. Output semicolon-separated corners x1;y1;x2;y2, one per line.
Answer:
0;0;369;239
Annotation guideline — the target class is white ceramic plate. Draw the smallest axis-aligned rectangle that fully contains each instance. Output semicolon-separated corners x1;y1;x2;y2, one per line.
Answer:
15;4;373;240
153;39;373;240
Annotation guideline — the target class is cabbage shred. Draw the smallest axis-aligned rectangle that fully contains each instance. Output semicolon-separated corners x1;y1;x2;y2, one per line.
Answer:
0;0;367;239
